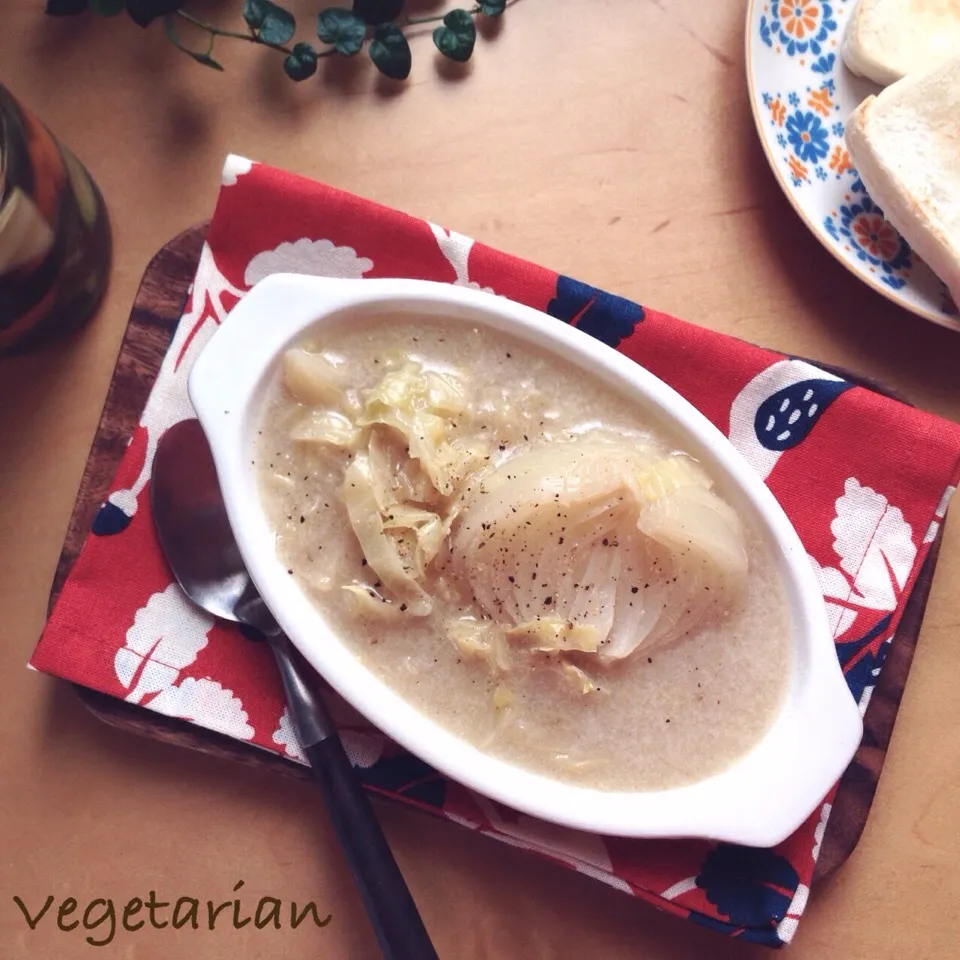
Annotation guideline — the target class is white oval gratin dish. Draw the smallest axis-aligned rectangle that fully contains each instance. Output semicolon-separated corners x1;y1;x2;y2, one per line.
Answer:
188;273;863;847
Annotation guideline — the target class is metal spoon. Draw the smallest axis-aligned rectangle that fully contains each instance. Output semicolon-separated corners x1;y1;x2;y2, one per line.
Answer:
150;418;438;960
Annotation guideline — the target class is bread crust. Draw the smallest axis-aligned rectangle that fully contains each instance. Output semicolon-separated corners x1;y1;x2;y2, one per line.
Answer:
845;59;960;306
842;0;960;87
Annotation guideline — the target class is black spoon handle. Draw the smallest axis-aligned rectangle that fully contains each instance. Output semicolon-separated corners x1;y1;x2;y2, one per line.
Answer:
268;633;438;960
304;736;439;960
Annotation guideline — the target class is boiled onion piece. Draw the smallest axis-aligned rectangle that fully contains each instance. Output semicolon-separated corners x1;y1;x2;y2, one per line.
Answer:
447;438;747;660
282;349;347;407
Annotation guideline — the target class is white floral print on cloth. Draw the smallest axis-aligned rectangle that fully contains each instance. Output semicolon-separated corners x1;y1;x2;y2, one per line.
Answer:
272;706;385;768
32;155;960;948
116;584;254;740
244;238;372;287
221;155;255;187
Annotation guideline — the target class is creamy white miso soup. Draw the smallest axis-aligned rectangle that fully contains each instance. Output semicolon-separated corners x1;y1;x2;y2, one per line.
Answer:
254;313;791;791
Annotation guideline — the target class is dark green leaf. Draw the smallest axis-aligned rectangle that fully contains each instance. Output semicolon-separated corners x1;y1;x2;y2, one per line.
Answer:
45;0;88;14
126;0;179;27
244;0;295;44
317;8;366;56
189;51;225;71
432;9;475;63
284;41;318;81
243;0;266;29
368;23;410;80
480;0;507;16
90;0;124;14
264;2;295;43
260;4;296;43
353;0;403;26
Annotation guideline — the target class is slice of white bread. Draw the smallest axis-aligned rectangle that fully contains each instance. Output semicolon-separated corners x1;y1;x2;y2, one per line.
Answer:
842;0;960;87
845;56;960;303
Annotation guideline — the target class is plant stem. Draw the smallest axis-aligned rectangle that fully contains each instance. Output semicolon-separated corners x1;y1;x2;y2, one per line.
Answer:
406;5;481;26
175;9;336;58
164;0;515;78
176;9;286;50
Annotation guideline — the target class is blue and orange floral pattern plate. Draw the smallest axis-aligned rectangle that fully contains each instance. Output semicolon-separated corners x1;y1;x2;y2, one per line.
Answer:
745;0;960;331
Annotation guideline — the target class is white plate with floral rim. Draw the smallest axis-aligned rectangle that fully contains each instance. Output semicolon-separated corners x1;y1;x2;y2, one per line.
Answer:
745;0;960;331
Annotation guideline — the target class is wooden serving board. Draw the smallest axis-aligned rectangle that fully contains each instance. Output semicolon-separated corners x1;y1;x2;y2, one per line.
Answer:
49;224;943;885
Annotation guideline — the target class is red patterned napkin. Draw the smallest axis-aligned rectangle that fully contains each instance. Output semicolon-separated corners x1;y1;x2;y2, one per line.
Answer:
32;155;960;947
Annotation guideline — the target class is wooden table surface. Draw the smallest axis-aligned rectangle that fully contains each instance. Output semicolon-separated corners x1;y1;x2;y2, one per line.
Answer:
3;2;960;958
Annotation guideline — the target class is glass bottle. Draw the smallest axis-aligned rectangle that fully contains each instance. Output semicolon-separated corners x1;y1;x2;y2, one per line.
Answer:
0;84;111;356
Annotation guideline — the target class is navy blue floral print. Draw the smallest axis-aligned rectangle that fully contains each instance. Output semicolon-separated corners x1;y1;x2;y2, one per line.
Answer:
545;275;644;349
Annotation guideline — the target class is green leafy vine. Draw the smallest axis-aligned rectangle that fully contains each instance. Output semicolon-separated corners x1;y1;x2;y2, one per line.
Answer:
45;0;510;82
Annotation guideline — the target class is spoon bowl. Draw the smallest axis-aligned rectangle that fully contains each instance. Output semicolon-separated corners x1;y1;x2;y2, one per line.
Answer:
151;417;250;624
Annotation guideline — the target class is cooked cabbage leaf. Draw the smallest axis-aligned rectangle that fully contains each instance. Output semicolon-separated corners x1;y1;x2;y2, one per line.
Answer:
357;362;481;495
561;662;601;695
367;426;439;509
339;455;432;615
341;583;405;619
291;410;359;448
449;618;511;672
505;616;599;653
